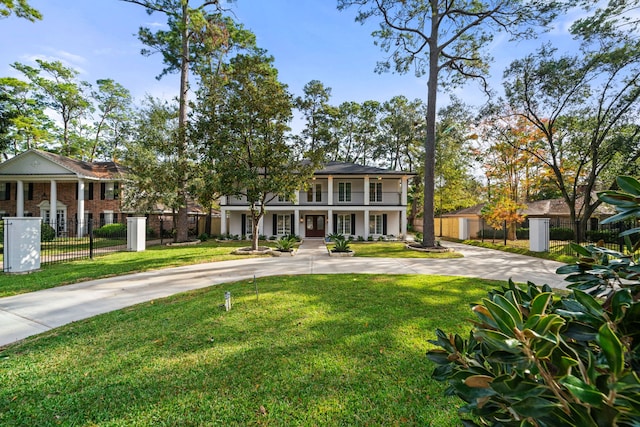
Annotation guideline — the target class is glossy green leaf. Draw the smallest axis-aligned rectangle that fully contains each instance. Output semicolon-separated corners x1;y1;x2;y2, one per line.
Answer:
511;396;558;418
574;290;605;319
560;375;606;407
597;323;624;378
616;176;640;196
483;298;517;336
570;242;593;257
529;292;552;317
493;294;523;328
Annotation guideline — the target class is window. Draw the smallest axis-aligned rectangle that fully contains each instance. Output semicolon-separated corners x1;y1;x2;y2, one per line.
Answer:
24;183;33;201
277;214;291;235
336;214;351;235
369;214;383;235
0;183;10;201
307;183;322;203
369;182;382;203
101;182;119;200
338;182;351;202
278;194;290;202
101;210;114;226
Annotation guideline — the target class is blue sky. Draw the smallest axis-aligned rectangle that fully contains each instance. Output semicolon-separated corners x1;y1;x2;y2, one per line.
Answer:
0;0;585;110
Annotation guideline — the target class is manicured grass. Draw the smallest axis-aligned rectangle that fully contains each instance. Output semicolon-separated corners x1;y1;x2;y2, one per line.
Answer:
0;274;500;426
461;239;578;264
0;240;273;298
329;241;464;258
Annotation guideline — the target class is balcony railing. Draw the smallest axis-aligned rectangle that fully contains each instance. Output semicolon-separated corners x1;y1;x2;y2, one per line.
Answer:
223;192;403;206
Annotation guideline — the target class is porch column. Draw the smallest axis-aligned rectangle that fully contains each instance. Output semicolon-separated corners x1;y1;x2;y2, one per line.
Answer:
50;180;57;229
364;176;370;206
294;210;300;236
327;176;333;205
401;209;407;238
16;180;24;216
220;208;227;235
77;179;85;236
401;176;408;206
364;209;370;240
327;209;333;236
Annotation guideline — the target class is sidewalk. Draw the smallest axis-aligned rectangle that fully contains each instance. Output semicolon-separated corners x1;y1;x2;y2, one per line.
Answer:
0;240;569;348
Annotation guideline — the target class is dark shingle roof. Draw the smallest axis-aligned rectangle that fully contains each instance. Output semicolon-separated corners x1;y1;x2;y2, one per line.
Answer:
314;161;415;176
36;150;127;179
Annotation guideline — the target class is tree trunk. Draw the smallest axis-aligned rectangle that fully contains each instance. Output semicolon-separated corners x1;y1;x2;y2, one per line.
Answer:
421;36;438;248
174;0;190;243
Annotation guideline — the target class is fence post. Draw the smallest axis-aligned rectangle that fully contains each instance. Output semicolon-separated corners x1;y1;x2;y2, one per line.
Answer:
459;218;470;240
3;217;41;273
503;220;507;245
127;217;147;252
529;218;550;252
160;217;164;245
574;220;581;245
89;220;94;259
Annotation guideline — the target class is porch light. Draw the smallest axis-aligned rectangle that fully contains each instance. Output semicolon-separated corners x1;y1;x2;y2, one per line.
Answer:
377;176;382;180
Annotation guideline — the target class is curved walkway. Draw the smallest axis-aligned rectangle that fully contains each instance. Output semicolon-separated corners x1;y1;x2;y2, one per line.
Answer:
0;240;569;348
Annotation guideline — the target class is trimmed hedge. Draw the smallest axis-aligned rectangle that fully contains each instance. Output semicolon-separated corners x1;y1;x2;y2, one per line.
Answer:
549;226;574;241
94;223;127;238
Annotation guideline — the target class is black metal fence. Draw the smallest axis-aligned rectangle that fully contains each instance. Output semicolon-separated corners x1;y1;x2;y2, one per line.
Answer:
39;218;128;265
549;218;632;256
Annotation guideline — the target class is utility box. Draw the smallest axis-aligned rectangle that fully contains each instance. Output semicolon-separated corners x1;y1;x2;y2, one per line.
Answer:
127;216;147;252
3;217;41;273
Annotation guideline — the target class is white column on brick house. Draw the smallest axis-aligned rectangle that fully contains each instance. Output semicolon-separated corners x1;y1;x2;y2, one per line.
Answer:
327;175;333;205
364;175;370;206
16;180;24;216
50;180;57;228
77;179;85;236
294;209;300;236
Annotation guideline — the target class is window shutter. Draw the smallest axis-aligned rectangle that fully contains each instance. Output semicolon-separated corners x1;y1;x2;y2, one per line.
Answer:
114;182;120;200
27;183;33;200
241;214;246;236
100;183;106;200
272;214;277;235
5;183;10;201
99;212;105;227
333;214;337;234
88;183;94;200
114;213;118;223
382;214;388;235
351;213;356;235
75;182;78;200
290;214;294;235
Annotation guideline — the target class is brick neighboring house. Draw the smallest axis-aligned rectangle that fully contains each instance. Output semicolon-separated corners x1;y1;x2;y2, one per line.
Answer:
220;161;414;239
0;149;128;236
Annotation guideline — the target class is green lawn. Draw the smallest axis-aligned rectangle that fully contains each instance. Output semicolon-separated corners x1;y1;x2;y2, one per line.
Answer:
0;274;500;426
0;240;274;298
329;241;464;258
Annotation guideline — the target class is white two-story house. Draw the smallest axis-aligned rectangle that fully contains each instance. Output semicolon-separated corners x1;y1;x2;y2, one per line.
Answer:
220;161;414;240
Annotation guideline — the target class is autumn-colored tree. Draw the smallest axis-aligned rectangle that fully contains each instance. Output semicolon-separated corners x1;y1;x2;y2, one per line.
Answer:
481;197;526;241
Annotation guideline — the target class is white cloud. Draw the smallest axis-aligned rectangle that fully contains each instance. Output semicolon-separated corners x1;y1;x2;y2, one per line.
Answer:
18;53;88;76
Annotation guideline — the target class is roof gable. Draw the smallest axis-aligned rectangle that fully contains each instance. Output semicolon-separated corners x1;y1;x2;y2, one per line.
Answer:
0;150;125;180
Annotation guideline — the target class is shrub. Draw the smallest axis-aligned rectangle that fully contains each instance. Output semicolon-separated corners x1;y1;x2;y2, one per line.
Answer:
94;223;127;238
332;238;351;252
283;233;301;242
275;236;295;252
41;223;55;242
549;226;574;241
258;234;267;241
357;235;364;241
367;235;373;241
585;229;618;243
327;233;345;242
479;228;506;239
427;176;640;426
427;277;640;426
516;227;529;239
198;233;209;241
377;235;385;241
146;227;157;238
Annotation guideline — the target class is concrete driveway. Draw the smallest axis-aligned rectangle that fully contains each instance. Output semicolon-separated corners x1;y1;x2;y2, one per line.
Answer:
0;240;570;348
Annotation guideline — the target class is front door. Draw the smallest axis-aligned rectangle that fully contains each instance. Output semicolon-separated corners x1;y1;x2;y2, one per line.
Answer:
305;215;325;237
